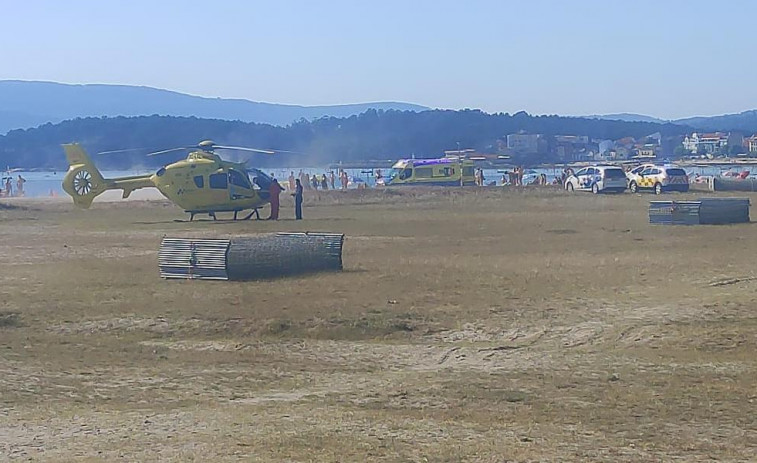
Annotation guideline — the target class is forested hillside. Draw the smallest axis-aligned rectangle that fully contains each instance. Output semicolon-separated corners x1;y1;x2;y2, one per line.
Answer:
676;110;757;132
0;109;692;169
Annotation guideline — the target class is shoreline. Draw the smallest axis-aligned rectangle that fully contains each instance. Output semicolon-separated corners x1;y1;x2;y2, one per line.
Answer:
12;157;757;174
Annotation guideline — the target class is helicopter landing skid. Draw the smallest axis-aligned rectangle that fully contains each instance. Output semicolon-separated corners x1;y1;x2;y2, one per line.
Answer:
187;209;261;222
240;209;261;220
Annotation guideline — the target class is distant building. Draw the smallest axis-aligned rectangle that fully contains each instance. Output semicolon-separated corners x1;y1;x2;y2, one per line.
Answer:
645;132;662;145
554;135;589;145
746;135;757;153
554;135;591;161
597;140;614;157
633;144;659;159
506;132;546;154
682;132;738;154
604;148;631;160
443;148;476;158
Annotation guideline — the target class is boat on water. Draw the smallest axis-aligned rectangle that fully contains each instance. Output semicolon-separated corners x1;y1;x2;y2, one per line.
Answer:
379;157;476;186
719;167;751;179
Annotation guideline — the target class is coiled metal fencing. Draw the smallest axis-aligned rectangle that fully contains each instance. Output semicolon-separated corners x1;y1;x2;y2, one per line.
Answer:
159;233;345;280
159;238;231;280
649;198;750;225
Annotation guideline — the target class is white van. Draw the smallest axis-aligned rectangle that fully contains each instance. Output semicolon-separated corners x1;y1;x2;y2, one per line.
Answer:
565;165;628;194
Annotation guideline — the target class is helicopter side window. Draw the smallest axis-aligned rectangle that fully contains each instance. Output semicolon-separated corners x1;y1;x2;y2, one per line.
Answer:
228;170;252;189
193;175;204;188
209;173;228;189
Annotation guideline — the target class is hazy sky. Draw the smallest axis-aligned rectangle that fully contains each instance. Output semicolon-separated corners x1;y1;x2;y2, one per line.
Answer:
2;0;755;119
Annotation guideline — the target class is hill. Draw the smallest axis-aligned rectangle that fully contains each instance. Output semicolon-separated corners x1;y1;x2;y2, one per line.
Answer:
675;110;757;132
0;109;691;169
587;113;669;124
0;80;428;134
589;111;757;133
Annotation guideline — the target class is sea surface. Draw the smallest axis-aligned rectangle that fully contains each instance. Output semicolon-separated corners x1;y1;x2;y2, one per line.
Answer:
0;165;742;198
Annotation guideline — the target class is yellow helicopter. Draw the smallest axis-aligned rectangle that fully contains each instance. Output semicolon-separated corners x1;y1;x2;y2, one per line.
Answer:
62;140;289;220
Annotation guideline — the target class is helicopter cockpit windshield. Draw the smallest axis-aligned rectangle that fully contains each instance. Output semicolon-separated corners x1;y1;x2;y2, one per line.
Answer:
228;169;252;190
247;168;272;190
247;168;272;200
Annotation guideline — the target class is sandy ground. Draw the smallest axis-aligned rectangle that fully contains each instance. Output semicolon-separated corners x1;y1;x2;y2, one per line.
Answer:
1;187;756;461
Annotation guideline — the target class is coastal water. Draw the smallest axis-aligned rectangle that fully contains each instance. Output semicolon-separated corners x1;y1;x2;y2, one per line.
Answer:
1;165;743;198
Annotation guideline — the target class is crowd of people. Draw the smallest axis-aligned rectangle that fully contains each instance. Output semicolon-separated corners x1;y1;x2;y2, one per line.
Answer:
282;169;354;192
497;167;572;186
0;175;25;197
264;168;379;220
500;166;551;186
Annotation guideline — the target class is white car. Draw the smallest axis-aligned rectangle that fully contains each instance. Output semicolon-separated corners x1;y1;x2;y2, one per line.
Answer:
565;165;627;194
626;164;689;194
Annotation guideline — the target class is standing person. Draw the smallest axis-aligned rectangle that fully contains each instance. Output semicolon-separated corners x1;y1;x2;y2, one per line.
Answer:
480;168;486;186
341;170;349;190
312;174;319;190
267;178;283;220
329;171;336;190
321;172;328;190
304;173;311;190
16;175;26;196
5;177;12;197
292;178;303;220
299;170;307;189
288;171;296;191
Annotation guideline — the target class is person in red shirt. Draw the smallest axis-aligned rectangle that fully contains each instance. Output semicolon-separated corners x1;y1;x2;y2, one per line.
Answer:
267;179;283;220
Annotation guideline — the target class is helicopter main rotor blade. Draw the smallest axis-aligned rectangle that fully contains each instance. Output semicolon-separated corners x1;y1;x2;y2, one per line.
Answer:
212;145;276;154
97;147;152;155
146;147;191;157
215;145;304;155
267;149;303;154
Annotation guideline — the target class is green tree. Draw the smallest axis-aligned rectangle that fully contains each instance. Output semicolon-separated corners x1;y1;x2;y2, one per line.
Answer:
674;145;691;158
728;143;745;155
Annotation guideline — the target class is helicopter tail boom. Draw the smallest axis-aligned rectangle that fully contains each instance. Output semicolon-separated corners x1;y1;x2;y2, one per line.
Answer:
62;143;153;208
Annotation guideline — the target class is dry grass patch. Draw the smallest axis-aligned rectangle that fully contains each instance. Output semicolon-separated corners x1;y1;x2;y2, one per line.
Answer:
1;189;756;461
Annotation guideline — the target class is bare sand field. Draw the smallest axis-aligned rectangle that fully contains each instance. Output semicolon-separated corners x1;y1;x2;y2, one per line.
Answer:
1;187;756;461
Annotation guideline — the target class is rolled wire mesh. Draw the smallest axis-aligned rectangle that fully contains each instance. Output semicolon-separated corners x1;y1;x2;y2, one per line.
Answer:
160;233;344;280
649;198;750;225
226;233;344;280
713;177;757;192
159;238;231;279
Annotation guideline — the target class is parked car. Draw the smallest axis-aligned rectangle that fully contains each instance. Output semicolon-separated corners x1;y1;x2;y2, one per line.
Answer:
564;165;627;193
626;164;689;194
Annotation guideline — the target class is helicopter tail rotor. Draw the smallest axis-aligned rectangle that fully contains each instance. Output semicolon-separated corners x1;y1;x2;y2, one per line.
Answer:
62;144;108;208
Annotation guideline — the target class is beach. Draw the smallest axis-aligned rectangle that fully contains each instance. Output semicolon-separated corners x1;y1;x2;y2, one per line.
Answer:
1;187;755;461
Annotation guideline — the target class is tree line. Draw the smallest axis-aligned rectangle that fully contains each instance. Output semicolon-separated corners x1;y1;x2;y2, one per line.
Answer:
0;109;694;169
